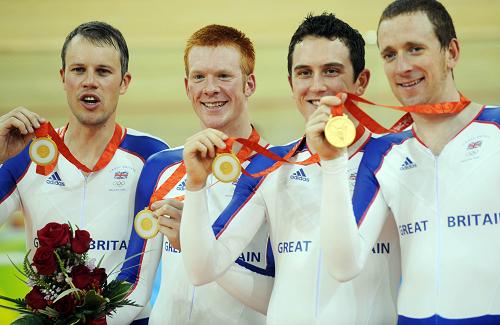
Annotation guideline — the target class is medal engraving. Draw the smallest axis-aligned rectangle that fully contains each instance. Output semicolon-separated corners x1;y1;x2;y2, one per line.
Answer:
29;137;58;166
324;114;356;148
134;208;159;239
212;153;241;183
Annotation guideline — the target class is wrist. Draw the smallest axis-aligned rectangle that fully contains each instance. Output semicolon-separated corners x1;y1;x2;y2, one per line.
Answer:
186;177;206;191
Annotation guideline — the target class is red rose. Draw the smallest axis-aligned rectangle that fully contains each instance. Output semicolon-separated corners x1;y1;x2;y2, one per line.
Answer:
91;267;107;287
25;286;47;310
71;264;91;289
37;222;71;248
71;229;92;254
86;316;107;325
32;246;57;275
53;294;76;316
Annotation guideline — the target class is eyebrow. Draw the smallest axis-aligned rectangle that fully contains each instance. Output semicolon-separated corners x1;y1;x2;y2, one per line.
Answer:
68;63;115;70
381;41;424;54
293;62;344;71
189;69;234;75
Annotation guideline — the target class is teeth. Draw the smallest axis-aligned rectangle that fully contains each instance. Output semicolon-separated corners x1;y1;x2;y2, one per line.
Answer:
399;79;422;88
307;100;321;106
82;96;98;102
204;101;225;108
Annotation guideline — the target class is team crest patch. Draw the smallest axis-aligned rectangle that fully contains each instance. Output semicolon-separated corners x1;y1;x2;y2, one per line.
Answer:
109;166;134;191
461;137;485;162
114;171;129;179
467;140;482;150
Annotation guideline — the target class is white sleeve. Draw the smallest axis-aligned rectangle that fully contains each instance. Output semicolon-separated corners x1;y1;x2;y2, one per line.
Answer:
216;264;274;315
320;156;389;282
181;187;266;286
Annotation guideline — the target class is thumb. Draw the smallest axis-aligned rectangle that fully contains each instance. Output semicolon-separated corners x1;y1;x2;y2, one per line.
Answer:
320;95;342;107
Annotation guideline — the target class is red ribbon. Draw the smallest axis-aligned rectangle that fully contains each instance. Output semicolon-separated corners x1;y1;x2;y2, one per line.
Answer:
344;92;470;134
220;93;471;179
148;128;262;205
34;122;123;176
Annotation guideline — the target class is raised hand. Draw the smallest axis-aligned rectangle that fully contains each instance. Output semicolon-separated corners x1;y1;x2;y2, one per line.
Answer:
0;107;45;163
305;94;347;161
183;128;228;191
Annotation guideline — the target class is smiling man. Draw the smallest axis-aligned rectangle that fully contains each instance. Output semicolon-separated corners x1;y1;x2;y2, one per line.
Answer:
116;25;272;324
0;21;168;324
180;14;401;324
313;1;500;324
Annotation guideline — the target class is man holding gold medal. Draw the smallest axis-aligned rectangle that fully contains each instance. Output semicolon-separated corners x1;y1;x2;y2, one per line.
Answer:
117;25;272;324
0;22;168;324
180;14;401;324
314;0;500;323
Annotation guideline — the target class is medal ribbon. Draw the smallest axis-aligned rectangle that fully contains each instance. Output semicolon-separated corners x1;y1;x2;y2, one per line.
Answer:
222;93;470;179
220;136;319;179
148;128;261;206
34;122;123;176
343;92;470;134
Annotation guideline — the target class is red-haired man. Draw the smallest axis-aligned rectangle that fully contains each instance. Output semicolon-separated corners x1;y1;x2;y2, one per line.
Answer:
116;25;272;324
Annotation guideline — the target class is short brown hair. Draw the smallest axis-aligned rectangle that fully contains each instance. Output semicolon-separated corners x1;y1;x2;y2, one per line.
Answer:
184;24;255;76
378;0;456;49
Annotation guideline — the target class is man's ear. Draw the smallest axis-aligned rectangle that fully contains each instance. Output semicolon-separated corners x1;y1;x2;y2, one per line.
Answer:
244;74;256;97
353;69;370;96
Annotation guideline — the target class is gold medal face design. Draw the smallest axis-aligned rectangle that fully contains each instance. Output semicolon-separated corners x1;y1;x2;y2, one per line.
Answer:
134;208;159;239
324;114;356;148
29;137;58;166
212;153;241;183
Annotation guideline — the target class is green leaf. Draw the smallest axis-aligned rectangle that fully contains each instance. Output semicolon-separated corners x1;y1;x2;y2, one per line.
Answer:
0;294;26;307
53;251;66;274
81;290;106;310
106;250;152;276
0;303;31;314
12;314;51;325
53;287;82;303
7;254;27;277
14;274;29;285
95;254;105;269
105;280;132;302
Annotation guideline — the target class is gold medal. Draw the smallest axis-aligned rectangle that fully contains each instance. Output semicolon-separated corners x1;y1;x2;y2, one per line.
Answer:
212;152;241;183
134;208;159;239
324;114;356;148
29;137;58;166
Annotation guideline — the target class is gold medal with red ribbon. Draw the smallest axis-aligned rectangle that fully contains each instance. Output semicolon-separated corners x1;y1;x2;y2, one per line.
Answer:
212;152;241;183
134;128;262;238
212;128;261;183
213;92;471;181
324;102;357;148
31;122;123;176
134;162;186;239
29;129;59;167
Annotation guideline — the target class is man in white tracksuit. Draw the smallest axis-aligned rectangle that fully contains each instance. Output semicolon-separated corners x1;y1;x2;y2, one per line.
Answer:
310;1;500;324
180;14;401;324
0;21;168;324
116;25;272;324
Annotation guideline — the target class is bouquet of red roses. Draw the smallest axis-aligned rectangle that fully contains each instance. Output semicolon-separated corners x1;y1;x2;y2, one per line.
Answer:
0;222;139;324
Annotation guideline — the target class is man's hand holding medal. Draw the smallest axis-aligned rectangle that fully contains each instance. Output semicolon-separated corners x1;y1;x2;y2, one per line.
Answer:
0;107;46;164
306;93;354;161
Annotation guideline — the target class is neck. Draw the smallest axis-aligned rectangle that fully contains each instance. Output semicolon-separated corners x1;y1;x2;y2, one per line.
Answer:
412;101;482;156
64;119;118;169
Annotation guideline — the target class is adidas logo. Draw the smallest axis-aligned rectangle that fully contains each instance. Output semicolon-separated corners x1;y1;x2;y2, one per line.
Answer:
46;172;65;186
400;157;417;171
176;180;186;191
290;168;310;182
